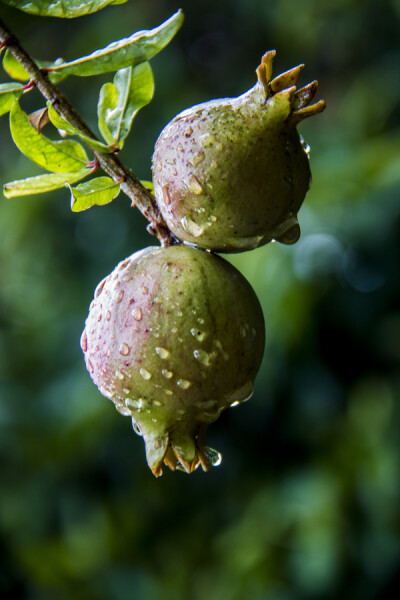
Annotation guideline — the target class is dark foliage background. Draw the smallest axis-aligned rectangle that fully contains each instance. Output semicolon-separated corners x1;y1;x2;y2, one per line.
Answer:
0;1;399;599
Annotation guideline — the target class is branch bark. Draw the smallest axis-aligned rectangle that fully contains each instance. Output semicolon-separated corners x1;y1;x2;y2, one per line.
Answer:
0;18;176;246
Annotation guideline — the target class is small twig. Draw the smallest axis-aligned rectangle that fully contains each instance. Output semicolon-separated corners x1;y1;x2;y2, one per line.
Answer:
0;19;175;246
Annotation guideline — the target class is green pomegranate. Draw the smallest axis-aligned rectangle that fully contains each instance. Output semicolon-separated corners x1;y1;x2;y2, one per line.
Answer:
81;245;265;476
152;50;325;252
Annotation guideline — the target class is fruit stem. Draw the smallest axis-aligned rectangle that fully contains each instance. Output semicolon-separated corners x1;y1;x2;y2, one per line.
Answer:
0;18;176;247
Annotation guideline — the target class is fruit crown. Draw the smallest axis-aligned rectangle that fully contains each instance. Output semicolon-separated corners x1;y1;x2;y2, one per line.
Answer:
256;50;326;124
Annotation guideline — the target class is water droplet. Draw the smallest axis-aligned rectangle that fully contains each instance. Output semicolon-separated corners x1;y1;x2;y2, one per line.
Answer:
176;311;183;318
162;369;173;379
116;289;124;303
190;151;205;167
152;400;163;407
116;370;125;380
191;328;207;342
197;317;205;325
155;347;169;359
177;379;191;389
122;387;130;394
164;389;173;396
181;215;204;237
193;349;211;366
132;307;142;321
132;419;142;436
200;133;215;147
106;310;111;321
162;184;171;206
80;330;87;352
116;405;131;416
95;279;106;297
205;447;222;466
126;397;144;411
188;174;203;195
119;343;130;356
140;368;152;380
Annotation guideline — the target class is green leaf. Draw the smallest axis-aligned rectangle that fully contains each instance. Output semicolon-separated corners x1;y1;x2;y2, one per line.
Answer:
45;10;184;82
0;1;128;18
67;176;120;212
141;180;154;193
97;62;154;148
47;102;111;152
3;168;91;198
10;100;89;173
2;50;30;82
0;82;24;116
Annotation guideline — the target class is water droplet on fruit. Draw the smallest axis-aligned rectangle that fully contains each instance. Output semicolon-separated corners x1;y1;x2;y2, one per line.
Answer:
162;369;173;379
119;343;130;356
193;349;211;366
191;328;207;342
152;400;163;407
155;347;169;359
188;174;203;195
80;330;87;352
95;279;106;297
132;307;142;321
139;368;152;380
116;370;125;380
116;289;124;303
177;379;191;389
162;184;171;206
132;419;142;436
116;404;131;416
181;216;204;237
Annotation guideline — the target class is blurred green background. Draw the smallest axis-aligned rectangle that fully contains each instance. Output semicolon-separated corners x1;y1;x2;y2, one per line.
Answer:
0;1;399;598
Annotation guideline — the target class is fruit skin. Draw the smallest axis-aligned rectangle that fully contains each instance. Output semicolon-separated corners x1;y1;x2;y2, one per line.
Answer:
81;244;265;476
152;50;325;252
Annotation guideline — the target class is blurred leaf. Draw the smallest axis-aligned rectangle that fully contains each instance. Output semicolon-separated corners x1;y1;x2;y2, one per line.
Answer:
47;102;111;152
2;49;30;82
3;168;91;198
0;82;24;116
97;62;154;148
141;180;154;193
0;0;128;17
10;100;89;172
45;10;184;82
67;176;120;211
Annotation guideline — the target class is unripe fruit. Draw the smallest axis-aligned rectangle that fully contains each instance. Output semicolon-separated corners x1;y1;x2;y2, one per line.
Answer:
152;50;325;252
81;245;265;476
